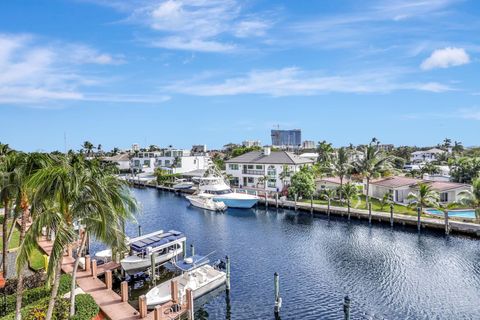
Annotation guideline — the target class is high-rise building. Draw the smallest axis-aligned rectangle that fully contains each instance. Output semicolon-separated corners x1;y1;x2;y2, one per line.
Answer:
271;129;302;148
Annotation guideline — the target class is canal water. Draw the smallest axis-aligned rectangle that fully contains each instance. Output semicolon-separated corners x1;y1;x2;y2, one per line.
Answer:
92;188;480;319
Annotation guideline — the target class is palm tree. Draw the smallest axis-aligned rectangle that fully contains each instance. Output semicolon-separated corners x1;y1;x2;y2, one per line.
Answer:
279;165;291;191
331;147;351;201
354;142;394;207
407;183;439;231
321;188;336;218
316;141;334;165
457;178;480;223
341;183;360;220
82;141;94;157
421;162;440;176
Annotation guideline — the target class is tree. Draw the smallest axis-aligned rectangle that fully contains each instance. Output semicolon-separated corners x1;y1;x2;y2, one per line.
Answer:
449;157;480;183
442;138;452;150
341;183;360;220
457;178;480;223
407;183;439;230
289;167;315;200
380;192;393;211
452;141;464;154
279;165;292;191
82;141;94;157
316;141;334;165
354;141;394;206
420;162;440;176
330;147;351;201
321;188;336;217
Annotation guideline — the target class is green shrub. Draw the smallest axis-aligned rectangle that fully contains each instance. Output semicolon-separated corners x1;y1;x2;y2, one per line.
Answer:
24;297;70;320
71;294;99;320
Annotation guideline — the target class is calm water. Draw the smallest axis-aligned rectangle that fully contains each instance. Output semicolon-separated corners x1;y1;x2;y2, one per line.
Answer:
93;188;480;319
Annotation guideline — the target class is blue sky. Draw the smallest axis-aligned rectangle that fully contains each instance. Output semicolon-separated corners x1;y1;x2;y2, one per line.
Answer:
0;0;479;151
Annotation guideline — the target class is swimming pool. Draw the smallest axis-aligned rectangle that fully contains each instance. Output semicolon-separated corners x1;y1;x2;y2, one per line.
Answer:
425;209;477;219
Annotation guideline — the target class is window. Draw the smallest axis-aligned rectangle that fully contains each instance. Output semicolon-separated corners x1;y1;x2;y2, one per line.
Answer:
255;165;263;170
229;164;239;170
440;192;448;202
268;179;276;188
134;160;140;167
165;160;170;165
157;160;162;166
247;177;254;184
247;165;254;169
143;160;150;167
267;165;276;176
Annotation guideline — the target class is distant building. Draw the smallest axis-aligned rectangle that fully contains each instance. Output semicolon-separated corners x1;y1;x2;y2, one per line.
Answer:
132;143;140;152
191;144;208;154
242;140;261;147
102;153;131;172
271;129;301;148
302;140;316;149
410;148;446;164
378;144;394;152
130;148;210;174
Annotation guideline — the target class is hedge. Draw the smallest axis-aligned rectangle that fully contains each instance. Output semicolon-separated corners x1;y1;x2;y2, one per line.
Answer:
71;294;99;320
1;274;72;317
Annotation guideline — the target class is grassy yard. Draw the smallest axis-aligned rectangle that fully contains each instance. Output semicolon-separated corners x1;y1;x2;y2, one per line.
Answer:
0;224;45;271
0;223;21;249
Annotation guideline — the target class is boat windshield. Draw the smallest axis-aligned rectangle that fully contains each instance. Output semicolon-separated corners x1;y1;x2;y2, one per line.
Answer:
203;189;232;195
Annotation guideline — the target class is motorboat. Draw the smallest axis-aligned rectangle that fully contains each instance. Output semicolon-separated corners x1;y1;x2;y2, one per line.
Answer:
95;249;112;262
196;177;258;209
146;255;226;308
172;179;194;190
121;230;186;275
186;194;227;211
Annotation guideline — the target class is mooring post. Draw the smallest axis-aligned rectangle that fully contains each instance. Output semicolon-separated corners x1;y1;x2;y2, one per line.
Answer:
343;295;351;320
154;305;162;320
294;194;298;211
417;207;421;232
265;190;268;208
190;244;195;257
186;288;194;319
310;194;314;213
150;253;156;286
368;202;372;224
138;225;142;237
105;270;112;290
121;281;129;302
171;280;178;304
139;295;147;318
390;204;394;228
226;255;231;291
275;193;279;208
91;259;97;279
445;211;450;235
274;272;282;315
182;240;187;258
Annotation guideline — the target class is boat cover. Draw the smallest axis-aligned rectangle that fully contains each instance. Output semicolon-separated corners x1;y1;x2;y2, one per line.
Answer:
130;230;185;252
175;255;210;272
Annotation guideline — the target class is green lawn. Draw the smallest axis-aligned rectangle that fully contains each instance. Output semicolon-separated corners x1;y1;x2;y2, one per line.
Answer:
0;224;45;271
0;223;21;249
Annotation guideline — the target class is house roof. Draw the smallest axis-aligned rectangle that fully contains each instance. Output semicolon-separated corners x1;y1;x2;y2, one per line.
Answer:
423;181;471;192
103;153;130;162
316;177;351;185
412;148;445;155
370;176;421;188
225;151;314;165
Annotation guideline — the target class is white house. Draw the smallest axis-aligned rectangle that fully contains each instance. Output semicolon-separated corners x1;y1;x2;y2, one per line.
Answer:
102;153;131;172
242;140;261;147
225;147;314;191
410;148;446;163
131;151;162;173
316;177;353;192
302;140;316;149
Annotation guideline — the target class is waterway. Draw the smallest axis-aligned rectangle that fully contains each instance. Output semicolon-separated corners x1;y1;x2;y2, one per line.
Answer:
92;188;480;319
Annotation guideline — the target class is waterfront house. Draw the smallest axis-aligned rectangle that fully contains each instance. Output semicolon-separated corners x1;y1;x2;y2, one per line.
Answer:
316;177;353;192
410;148;446;164
414;181;472;204
225;147;314;191
102;153;131;172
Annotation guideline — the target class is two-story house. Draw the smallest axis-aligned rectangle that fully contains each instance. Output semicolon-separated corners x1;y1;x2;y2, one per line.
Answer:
225;147;314;192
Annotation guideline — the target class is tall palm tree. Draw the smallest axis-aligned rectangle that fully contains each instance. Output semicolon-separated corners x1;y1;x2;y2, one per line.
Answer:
321;188;336;218
341;183;360;220
354;142;394;207
407;183;439;231
317;141;334;165
82;141;94;157
331;147;351;201
457;178;480;223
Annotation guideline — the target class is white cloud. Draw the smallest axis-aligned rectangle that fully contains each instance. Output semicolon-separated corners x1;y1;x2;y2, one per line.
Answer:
421;47;470;70
150;37;235;53
66;45;125;65
164;67;453;96
459;107;480;120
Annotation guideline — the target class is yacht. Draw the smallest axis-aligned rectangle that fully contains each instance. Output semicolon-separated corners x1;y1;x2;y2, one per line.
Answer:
172;179;194;190
146;255;226;308
121;230;186;275
196;177;258;209
186;194;227;211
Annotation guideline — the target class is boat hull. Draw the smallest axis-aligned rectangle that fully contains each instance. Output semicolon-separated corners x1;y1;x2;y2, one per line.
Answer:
121;249;182;274
213;197;258;209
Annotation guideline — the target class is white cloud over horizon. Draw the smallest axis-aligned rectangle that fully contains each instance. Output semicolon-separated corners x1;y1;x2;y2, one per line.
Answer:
421;47;471;70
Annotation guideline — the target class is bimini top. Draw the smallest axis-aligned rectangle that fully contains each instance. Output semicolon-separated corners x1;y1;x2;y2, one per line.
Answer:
129;230;185;253
174;255;210;272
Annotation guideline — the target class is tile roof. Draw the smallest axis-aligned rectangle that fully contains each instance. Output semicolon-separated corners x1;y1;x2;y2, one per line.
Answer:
316;177;352;185
103;153;130;162
370;176;421;188
225;151;314;165
423;181;471;192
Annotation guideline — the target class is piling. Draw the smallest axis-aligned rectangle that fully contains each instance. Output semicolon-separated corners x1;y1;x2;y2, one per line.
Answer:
310;194;313;213
171;280;178;304
186;288;194;319
105;270;112;290
190;244;195;257
225;255;231;291
150;253;156;286
445;211;450;235
91;259;97;279
390;204;394;227
417;207;421;232
274;272;282;314
139;295;147;318
121;281;129;302
138;225;142;237
343;295;351;320
368;203;372;224
294;194;298;211
182;240;187;258
275;193;279;208
265;191;268;208
154;306;162;320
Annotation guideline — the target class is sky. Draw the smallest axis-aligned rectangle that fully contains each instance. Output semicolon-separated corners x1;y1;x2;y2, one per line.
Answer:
0;0;479;151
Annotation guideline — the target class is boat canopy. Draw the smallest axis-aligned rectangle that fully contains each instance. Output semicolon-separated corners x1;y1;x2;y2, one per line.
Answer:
130;230;185;253
174;255;210;272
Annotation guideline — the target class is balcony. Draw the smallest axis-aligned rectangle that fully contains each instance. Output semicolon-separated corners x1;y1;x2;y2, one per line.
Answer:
243;169;264;175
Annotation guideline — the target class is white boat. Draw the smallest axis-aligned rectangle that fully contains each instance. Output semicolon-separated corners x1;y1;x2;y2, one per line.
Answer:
95;249;112;262
196;177;259;209
146;255;226;308
186;194;227;211
121;230;186;275
172;179;194;190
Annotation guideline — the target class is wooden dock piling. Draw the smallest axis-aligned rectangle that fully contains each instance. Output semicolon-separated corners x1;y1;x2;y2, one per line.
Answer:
171;280;178;304
390;204;394;227
154;305;162;320
121;281;129;302
139;295;147;318
226;255;231;291
186;288;194;319
85;255;91;272
343;296;351;320
91;259;97;279
368;203;372;224
105;270;112;290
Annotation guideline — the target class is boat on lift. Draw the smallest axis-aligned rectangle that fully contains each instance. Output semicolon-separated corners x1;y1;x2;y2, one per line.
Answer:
186;194;227;211
145;254;226;308
121;230;186;275
172;179;195;190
